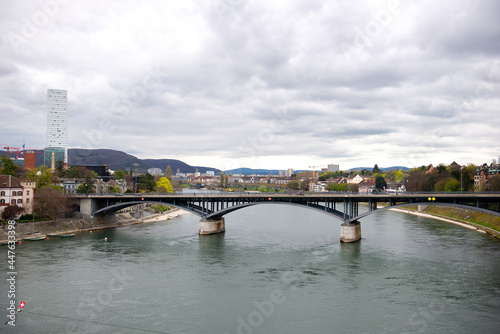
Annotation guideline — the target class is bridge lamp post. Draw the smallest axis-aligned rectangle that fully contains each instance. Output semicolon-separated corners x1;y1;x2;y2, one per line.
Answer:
461;166;464;194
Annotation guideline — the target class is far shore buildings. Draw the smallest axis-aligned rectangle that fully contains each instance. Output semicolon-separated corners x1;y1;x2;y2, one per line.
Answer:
0;175;35;216
475;161;500;189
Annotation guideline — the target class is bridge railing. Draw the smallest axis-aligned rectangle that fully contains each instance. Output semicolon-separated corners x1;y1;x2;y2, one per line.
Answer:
71;191;500;198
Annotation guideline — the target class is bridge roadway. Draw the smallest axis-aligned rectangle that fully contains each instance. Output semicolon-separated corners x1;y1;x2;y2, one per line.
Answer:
77;192;500;242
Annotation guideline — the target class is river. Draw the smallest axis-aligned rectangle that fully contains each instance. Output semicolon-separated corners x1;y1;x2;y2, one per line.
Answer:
1;202;499;333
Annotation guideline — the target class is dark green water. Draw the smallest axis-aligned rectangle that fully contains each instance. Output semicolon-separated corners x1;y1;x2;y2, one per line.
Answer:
1;205;499;333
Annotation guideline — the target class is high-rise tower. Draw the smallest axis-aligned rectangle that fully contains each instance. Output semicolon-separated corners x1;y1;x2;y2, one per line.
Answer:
44;89;68;165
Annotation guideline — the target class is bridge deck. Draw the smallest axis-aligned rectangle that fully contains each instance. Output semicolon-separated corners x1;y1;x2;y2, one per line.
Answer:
77;192;500;223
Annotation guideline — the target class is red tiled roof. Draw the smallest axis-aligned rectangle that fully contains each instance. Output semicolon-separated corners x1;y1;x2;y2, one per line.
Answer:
0;175;22;188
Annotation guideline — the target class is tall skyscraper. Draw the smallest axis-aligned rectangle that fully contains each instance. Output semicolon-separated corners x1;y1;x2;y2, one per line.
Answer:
45;89;68;164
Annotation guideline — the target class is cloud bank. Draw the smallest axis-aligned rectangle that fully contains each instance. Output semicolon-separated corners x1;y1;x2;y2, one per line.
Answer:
1;0;499;170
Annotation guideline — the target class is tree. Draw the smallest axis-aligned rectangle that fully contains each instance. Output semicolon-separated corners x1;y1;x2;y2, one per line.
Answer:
219;172;228;188
286;180;299;190
220;171;225;188
138;173;155;192
66;166;80;178
394;169;404;182
26;166;54;189
77;166;96;179
444;178;460;192
0;154;18;176
258;185;267;192
485;174;500;191
436;164;447;174
110;185;122;193
375;176;387;191
1;205;24;221
156;177;174;193
55;160;65;177
76;177;95;194
34;187;65;221
373;164;382;174
361;169;373;176
165;165;172;182
114;169;125;180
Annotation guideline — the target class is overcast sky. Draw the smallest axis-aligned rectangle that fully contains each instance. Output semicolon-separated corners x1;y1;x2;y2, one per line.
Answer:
1;0;499;171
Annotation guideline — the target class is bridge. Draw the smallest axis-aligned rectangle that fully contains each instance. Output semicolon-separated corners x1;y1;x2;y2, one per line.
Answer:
76;192;500;242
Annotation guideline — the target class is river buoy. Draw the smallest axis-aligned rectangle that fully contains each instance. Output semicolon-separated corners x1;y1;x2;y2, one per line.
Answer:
18;240;21;244
46;237;49;240
90;230;92;234
104;237;107;242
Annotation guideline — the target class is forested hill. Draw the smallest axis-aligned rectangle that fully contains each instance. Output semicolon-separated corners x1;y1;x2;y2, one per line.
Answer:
0;149;218;174
68;149;219;173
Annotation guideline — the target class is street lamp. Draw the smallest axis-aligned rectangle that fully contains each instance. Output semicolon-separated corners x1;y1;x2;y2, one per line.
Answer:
461;166;464;194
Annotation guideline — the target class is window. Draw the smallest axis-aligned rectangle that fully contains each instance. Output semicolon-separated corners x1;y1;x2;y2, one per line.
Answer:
0;191;4;196
17;199;22;204
27;199;30;204
0;199;5;204
11;199;16;205
27;191;30;196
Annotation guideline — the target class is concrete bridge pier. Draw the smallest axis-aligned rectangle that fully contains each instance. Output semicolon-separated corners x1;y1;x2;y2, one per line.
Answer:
340;221;361;243
199;217;226;235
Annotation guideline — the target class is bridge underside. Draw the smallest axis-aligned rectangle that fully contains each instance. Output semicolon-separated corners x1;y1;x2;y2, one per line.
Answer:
83;193;500;243
89;194;500;224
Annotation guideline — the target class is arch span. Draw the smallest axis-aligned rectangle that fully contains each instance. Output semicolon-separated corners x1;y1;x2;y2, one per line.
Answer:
93;201;203;217
345;202;500;223
93;200;347;221
86;193;500;225
205;201;346;220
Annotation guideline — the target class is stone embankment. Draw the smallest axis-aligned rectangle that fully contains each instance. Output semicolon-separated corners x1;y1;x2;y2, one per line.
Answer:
0;208;187;243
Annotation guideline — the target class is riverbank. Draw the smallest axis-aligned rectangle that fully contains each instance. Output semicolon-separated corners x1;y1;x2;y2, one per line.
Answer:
0;208;189;243
389;207;500;238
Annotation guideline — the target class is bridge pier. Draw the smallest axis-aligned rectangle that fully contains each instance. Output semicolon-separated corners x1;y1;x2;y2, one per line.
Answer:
199;217;226;235
340;221;361;243
80;198;93;216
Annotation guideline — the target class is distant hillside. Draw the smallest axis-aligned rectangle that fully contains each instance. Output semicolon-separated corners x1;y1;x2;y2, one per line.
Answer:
142;159;220;174
0;148;217;174
69;149;218;173
69;149;149;171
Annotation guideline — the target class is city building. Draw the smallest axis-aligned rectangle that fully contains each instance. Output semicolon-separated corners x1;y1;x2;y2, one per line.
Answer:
287;168;294;177
75;165;111;178
61;179;82;194
44;147;65;167
475;162;500;189
44;89;68;165
346;174;364;184
148;167;164;176
24;151;37;170
321;164;340;174
0;175;35;216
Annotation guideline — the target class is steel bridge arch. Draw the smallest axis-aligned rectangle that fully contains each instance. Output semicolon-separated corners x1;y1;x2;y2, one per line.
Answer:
344;202;500;223
92;199;348;220
92;198;500;224
93;200;202;217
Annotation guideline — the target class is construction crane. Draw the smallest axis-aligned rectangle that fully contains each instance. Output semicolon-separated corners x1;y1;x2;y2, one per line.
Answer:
308;165;327;179
2;145;44;159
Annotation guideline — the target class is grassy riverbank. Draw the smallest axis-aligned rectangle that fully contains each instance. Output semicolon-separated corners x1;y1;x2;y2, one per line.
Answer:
402;205;500;237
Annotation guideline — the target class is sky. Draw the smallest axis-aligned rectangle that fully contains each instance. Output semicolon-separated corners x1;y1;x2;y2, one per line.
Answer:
1;0;499;171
